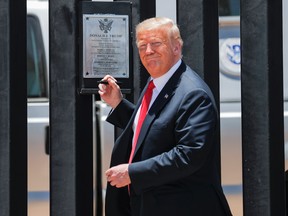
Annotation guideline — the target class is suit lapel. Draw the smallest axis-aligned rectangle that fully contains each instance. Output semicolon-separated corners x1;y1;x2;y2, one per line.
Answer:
133;62;186;159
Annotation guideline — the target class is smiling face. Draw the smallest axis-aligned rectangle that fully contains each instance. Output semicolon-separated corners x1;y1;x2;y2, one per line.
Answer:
136;20;182;78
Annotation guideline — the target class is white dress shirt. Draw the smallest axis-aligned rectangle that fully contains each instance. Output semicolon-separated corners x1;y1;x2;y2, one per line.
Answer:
132;59;182;134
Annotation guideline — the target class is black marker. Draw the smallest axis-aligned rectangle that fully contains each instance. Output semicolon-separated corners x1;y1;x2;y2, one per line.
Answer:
97;80;109;85
97;80;122;85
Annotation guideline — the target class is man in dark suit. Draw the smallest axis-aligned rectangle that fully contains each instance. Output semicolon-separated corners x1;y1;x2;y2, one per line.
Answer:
98;17;232;216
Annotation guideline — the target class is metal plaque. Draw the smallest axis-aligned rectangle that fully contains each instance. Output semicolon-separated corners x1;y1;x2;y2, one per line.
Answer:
83;14;129;78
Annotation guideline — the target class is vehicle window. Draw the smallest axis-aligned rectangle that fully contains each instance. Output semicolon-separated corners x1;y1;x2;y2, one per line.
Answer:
27;15;47;98
219;0;240;16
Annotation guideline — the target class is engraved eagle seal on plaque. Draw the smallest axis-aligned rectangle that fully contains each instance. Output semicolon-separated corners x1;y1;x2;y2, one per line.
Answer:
98;19;113;33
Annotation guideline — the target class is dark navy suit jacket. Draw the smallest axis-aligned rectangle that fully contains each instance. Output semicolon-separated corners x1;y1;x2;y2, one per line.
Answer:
105;61;232;216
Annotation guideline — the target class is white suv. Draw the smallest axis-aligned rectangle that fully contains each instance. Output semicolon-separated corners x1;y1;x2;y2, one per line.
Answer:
27;0;49;215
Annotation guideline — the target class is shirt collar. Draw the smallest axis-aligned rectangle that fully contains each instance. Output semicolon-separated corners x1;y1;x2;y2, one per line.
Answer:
151;59;182;92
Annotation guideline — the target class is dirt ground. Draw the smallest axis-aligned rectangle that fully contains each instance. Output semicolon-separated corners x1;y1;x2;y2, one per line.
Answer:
29;202;49;216
226;194;243;216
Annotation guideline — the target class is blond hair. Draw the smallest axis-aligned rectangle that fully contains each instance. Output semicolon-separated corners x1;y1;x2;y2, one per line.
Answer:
135;17;183;48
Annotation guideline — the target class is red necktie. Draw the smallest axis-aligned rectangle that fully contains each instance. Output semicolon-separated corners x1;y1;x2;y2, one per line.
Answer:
128;80;155;163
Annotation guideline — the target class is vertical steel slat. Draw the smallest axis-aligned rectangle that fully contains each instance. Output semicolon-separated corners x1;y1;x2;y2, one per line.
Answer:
49;0;93;215
241;0;285;215
0;0;27;215
177;0;221;178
